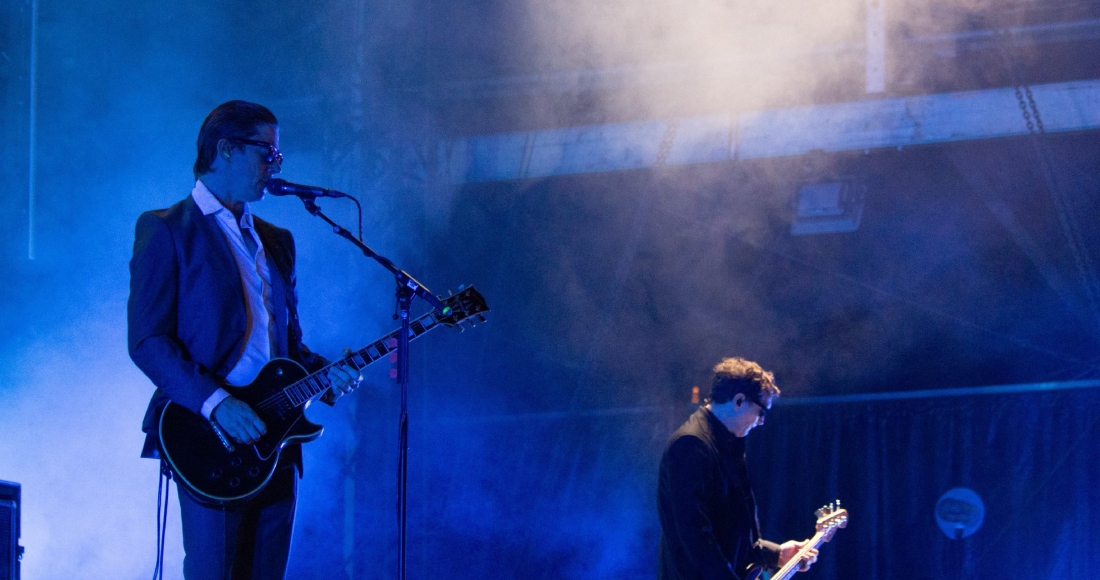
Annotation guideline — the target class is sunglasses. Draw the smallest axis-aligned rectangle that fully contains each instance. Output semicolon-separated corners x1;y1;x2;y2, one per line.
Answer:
231;138;283;165
744;395;767;419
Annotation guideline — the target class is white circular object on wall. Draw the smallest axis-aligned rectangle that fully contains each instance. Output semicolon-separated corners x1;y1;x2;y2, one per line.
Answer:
935;487;985;539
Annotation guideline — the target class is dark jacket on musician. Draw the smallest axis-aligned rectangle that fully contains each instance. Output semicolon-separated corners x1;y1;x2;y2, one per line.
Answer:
657;407;780;580
127;194;327;463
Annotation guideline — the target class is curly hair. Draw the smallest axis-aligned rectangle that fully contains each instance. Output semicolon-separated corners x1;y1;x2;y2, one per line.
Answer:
708;357;780;405
193;100;278;178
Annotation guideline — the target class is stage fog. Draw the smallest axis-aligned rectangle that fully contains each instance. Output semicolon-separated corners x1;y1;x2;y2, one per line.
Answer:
1;0;1098;578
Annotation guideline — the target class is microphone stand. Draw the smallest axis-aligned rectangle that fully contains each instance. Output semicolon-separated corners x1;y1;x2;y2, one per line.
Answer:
298;195;448;580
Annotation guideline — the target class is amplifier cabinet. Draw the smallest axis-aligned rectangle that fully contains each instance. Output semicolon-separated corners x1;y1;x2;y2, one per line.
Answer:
0;479;20;580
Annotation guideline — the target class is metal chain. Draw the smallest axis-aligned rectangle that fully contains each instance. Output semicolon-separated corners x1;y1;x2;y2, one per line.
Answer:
654;118;680;168
1013;85;1036;134
999;27;1044;136
999;27;1100;338
1023;85;1045;134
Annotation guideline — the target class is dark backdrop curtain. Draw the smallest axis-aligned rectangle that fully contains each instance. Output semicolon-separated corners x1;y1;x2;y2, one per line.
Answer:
747;387;1100;579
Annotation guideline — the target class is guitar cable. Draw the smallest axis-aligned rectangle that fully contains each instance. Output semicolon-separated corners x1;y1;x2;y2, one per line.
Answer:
151;459;173;580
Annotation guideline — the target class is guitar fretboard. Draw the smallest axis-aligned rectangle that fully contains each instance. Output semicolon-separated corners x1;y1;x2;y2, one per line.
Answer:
281;309;445;408
770;531;827;580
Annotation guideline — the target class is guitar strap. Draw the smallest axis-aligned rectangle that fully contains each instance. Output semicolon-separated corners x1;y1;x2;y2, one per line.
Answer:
254;223;291;359
722;433;769;570
251;223;305;474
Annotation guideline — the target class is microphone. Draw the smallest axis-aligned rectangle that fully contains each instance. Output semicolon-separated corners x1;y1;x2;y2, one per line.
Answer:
265;178;347;198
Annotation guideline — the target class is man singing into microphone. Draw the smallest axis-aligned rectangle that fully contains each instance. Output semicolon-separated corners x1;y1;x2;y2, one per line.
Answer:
128;100;361;579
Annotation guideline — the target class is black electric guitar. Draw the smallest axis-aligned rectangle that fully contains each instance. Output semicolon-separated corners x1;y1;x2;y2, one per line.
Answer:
158;285;489;506
746;502;848;580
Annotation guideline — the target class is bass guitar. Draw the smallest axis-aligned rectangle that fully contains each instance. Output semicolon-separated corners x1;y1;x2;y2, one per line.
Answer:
747;501;848;580
158;285;489;506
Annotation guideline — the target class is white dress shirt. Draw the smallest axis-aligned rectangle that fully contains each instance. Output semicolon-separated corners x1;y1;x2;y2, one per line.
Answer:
191;179;276;419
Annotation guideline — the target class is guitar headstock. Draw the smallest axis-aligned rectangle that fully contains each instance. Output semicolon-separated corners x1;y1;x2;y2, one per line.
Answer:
813;500;849;542
435;285;490;329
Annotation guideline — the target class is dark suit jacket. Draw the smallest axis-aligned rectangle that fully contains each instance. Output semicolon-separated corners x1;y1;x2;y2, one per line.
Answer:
657;407;780;580
127;194;327;462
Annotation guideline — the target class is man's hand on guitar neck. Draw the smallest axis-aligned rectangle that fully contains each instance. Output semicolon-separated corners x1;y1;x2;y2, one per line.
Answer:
778;540;818;573
212;397;267;444
319;352;363;406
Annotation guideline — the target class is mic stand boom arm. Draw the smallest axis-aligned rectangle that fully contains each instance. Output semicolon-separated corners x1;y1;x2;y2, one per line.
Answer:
299;198;451;315
299;196;445;580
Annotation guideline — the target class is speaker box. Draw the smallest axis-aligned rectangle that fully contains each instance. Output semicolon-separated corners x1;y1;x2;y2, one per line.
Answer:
0;480;20;580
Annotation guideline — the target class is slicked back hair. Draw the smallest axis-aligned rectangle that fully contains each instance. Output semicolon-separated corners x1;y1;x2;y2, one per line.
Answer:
193;100;278;178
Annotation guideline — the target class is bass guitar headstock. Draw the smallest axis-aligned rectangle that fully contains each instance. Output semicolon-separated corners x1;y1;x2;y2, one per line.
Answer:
813;500;849;542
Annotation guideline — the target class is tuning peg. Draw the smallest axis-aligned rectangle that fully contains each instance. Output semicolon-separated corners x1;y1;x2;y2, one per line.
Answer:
477;315;487;323
458;284;466;291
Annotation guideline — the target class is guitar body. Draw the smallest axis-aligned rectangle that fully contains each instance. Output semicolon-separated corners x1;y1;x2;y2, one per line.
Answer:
744;566;770;580
159;358;323;507
156;285;490;507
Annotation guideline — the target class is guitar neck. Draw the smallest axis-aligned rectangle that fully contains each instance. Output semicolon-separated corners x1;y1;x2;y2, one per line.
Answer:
280;309;445;407
769;531;827;580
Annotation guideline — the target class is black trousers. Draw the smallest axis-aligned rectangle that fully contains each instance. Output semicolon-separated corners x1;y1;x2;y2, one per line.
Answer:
177;466;297;580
